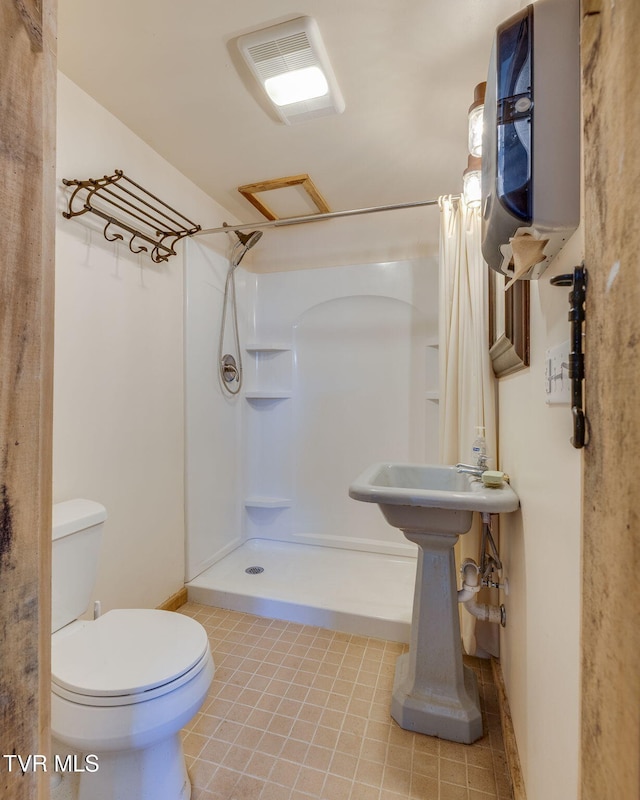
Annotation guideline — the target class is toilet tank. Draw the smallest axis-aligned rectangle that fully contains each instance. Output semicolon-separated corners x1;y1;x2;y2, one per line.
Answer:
52;499;107;633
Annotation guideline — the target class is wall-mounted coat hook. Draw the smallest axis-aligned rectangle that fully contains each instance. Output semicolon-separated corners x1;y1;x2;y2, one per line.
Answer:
550;265;588;448
128;234;148;255
103;220;124;242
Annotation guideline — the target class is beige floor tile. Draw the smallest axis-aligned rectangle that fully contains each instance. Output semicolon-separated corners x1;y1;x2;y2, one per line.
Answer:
409;773;439;799
320;773;352;800
386;742;412;772
304;744;333;772
232;773;265;800
359;737;389;764
220;743;253;772
188;757;217;790
312;725;340;750
190;788;218;800
205;765;239;796
351;783;382;800
245;750;276;780
440;781;470;800
440;757;468;787
469;789;498;800
198;737;231;765
280;737;309;765
412;750;438;779
260;784;291;800
269;758;301;788
294;765;326;795
329;750;359;780
355;758;385;786
182;731;209;759
192;713;222;738
468;765;497;794
439;739;469;763
182;604;514;800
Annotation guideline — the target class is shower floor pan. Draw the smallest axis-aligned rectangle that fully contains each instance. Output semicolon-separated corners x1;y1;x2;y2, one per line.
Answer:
186;539;416;643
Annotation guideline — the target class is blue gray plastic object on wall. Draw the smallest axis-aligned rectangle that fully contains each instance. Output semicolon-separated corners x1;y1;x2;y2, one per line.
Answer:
481;0;580;279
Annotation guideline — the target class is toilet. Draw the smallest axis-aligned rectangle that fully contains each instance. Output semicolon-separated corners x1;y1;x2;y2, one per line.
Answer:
51;499;214;800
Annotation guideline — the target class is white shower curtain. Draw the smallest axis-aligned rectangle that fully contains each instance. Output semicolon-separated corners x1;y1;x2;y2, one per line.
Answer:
438;195;498;657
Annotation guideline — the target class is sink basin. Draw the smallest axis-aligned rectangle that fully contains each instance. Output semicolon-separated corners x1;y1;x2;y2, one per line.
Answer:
349;463;519;533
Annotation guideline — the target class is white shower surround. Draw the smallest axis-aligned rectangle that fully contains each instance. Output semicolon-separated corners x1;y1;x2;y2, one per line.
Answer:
185;239;439;637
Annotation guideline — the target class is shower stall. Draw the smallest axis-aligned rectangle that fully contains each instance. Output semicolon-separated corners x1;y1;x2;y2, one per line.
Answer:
184;237;440;642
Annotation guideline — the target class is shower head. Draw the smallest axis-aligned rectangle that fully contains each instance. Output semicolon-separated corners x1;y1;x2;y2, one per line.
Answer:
235;229;263;249
228;227;263;268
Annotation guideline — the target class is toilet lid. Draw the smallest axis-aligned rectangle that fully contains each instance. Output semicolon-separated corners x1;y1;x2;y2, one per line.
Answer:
52;609;210;698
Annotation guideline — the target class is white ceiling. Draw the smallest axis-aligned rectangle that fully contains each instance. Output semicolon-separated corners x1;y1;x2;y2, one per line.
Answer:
57;0;521;269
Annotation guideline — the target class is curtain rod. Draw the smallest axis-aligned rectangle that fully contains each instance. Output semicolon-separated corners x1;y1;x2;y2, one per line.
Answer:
194;195;460;237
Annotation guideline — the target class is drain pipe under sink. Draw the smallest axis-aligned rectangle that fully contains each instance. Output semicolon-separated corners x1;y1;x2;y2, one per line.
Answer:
457;558;504;626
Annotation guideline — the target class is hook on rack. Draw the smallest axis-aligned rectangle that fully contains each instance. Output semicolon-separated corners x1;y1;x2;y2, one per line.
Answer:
150;247;166;265
128;235;148;255
550;265;588;448
103;221;124;243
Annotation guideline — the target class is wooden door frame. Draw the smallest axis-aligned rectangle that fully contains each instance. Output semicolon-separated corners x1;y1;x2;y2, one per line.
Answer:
0;2;56;798
581;0;640;797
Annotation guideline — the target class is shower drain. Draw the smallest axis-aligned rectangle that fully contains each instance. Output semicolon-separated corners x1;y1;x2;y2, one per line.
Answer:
245;566;264;575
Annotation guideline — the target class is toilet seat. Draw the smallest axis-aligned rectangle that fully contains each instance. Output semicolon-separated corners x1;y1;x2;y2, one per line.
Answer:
52;609;210;707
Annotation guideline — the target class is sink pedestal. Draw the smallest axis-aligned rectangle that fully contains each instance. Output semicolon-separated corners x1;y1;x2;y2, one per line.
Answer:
391;530;483;744
349;462;519;743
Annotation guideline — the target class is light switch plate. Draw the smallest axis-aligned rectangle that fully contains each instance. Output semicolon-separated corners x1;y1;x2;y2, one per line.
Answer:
545;340;571;405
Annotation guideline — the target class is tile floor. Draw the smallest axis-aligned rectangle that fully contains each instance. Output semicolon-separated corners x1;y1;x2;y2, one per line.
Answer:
179;603;513;800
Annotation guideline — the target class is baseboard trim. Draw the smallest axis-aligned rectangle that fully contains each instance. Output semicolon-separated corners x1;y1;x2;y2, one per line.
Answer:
157;587;188;612
492;657;527;800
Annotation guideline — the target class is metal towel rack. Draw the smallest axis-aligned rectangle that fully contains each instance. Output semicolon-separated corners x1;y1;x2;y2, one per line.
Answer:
62;170;201;263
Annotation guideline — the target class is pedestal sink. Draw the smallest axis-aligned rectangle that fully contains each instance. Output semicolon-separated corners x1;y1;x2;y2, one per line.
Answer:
349;463;519;743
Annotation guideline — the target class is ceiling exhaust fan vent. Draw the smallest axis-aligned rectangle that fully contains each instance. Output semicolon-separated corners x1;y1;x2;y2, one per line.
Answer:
238;17;345;125
247;34;316;81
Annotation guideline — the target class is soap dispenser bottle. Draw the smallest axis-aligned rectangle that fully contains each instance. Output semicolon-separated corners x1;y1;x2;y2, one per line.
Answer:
472;426;487;465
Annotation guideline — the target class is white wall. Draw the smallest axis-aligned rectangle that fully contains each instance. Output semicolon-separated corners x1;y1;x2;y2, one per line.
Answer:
243;259;440;554
54;74;238;610
240;209;442;273
498;230;583;799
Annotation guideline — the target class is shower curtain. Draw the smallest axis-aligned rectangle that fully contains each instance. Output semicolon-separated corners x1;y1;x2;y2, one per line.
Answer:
438;195;498;657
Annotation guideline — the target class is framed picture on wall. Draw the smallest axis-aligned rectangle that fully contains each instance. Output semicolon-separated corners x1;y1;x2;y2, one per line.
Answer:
488;269;530;377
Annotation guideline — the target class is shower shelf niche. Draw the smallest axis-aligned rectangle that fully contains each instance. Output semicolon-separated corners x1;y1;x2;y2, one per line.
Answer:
244;344;293;401
245;391;291;400
244;496;292;509
243;339;294;538
245;343;291;353
425;337;439;404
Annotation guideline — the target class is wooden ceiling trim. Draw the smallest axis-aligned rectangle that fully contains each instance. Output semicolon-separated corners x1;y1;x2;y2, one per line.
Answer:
238;174;331;221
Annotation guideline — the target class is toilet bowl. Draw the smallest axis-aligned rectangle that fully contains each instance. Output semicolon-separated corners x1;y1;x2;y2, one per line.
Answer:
51;500;214;800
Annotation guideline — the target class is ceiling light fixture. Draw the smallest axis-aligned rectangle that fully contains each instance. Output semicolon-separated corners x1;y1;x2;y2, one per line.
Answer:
468;82;486;158
265;66;328;107
237;16;345;125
